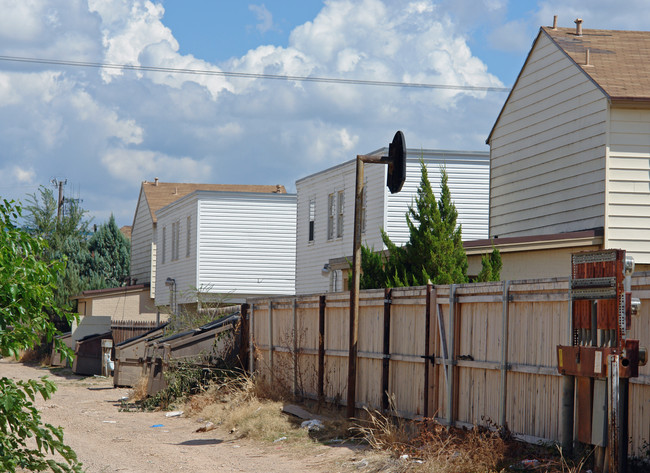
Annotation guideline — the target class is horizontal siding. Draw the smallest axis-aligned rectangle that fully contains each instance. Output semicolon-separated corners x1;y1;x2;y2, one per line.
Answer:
197;193;296;296
295;161;386;295
385;153;489;245
607;108;650;264
130;189;154;284
155;197;198;306
489;33;607;238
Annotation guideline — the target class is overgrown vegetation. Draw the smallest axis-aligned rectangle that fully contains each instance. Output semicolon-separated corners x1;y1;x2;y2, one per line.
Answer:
0;199;82;473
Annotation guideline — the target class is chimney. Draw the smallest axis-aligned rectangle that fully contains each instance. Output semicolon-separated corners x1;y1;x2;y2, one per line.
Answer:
575;18;583;36
154;177;159;186
552;15;558;30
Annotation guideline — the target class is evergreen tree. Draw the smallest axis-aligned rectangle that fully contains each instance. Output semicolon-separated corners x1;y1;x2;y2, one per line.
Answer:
23;186;92;318
476;246;503;282
359;160;469;288
83;215;131;288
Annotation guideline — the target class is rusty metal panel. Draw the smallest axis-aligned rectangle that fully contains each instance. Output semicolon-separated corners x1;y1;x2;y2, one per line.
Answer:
576;376;593;444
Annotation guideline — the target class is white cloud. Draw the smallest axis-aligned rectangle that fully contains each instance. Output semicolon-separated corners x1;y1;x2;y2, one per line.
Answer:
101;149;212;186
249;4;274;33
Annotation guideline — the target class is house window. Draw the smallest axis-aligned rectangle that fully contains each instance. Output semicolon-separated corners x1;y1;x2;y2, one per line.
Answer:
337;190;344;238
171;220;180;261
327;193;335;240
308;199;315;242
186;216;191;258
162;226;166;264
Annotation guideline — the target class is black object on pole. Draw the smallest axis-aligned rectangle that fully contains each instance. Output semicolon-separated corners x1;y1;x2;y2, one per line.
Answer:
387;131;406;194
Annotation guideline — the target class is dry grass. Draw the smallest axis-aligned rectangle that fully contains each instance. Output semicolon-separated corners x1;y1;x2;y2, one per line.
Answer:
129;376;149;402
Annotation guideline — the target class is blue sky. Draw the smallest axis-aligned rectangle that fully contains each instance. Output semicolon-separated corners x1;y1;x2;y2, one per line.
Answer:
0;0;648;227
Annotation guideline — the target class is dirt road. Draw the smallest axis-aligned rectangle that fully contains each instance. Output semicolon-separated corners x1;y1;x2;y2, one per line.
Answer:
1;359;368;473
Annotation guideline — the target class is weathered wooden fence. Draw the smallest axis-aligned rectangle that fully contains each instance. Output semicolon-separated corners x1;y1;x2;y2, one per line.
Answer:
248;275;650;455
111;320;160;345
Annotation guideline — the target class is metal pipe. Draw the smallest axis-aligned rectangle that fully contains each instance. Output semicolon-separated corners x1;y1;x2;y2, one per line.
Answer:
608;354;620;473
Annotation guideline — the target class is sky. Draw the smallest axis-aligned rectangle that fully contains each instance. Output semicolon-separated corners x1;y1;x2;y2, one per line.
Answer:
1;0;649;228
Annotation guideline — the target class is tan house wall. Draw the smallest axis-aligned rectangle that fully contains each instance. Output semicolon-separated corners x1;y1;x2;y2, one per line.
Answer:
75;288;158;322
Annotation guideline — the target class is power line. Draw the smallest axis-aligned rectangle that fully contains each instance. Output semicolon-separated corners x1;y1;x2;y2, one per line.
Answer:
0;54;512;93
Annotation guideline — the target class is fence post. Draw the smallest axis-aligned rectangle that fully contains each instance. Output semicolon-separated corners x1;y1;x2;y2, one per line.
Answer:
249;303;255;373
292;298;298;396
447;284;457;426
318;295;326;402
424;283;434;418
268;301;274;377
240;303;249;371
499;281;511;427
381;288;392;412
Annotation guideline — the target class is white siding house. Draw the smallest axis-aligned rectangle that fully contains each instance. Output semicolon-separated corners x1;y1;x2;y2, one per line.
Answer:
487;24;650;266
129;179;287;301
295;148;490;295
155;190;297;307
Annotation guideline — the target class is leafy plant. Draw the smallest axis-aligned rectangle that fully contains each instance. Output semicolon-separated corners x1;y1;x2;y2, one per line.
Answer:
0;198;82;472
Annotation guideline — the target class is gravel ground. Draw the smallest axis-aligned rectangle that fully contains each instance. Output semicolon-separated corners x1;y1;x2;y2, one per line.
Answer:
1;359;371;473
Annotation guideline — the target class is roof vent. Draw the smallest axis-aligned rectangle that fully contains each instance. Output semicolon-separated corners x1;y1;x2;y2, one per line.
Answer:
552;15;558;30
154;177;159;186
575;18;583;36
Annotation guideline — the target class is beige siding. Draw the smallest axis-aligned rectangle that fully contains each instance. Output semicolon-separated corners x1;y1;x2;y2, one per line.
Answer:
607;107;650;264
295;160;387;295
489;33;608;237
130;188;154;284
78;290;156;321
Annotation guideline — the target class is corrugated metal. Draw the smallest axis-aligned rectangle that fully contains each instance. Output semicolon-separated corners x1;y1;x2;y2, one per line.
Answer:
385;152;489;246
488;34;608;238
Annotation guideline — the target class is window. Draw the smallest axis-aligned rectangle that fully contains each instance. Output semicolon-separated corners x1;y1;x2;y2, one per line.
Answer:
171;220;180;261
308;199;315;242
327;193;335;240
186;216;191;258
161;226;166;264
337;190;344;238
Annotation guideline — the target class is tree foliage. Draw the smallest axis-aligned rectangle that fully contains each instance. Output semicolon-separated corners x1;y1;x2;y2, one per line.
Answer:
0;199;82;473
359;160;468;289
82;215;130;289
476;246;503;282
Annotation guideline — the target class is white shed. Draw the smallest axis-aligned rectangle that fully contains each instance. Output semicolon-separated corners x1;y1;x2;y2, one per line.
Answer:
295;148;489;295
487;23;650;266
155;189;296;307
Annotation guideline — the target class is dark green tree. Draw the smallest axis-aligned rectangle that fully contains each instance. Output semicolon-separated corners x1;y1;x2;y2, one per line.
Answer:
0;199;82;473
83;215;130;289
23;186;92;314
476;246;503;282
359;160;468;288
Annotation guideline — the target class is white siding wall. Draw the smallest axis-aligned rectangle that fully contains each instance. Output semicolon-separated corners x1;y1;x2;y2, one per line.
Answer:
385;152;489;245
130;188;154;285
607;107;650;264
197;192;296;298
295;160;386;295
155;196;199;307
489;32;608;238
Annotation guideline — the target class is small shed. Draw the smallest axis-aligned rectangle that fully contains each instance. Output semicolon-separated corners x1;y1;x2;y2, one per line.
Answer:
143;313;241;396
72;331;112;376
113;323;168;387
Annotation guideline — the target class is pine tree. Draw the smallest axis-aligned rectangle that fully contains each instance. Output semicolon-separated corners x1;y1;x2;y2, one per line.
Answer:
84;215;131;289
360;160;469;288
476;246;503;282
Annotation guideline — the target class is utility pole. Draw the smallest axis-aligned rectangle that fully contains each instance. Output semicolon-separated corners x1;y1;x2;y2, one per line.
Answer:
51;178;67;223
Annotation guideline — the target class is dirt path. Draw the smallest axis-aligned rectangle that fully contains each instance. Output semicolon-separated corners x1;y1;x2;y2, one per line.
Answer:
1;359;370;473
